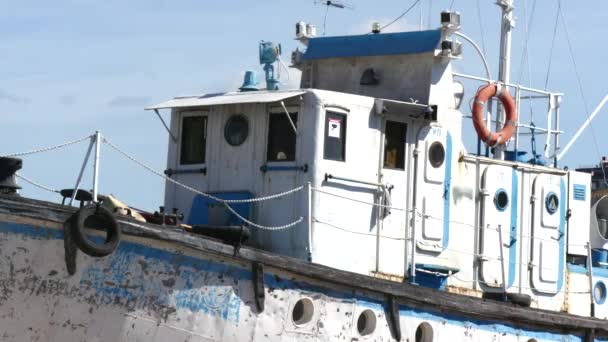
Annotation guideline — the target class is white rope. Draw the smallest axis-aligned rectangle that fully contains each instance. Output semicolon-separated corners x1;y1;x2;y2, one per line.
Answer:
15;173;60;193
312;218;406;241
101;137;303;231
312;187;405;211
0;135;92;158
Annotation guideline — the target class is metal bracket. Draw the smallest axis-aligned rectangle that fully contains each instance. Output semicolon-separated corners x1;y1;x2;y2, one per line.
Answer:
385;295;401;341
252;262;265;313
154;109;178;142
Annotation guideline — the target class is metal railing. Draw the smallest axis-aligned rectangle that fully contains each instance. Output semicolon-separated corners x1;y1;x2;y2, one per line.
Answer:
453;72;564;166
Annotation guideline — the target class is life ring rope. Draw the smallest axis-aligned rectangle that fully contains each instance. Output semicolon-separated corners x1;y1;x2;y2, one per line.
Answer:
472;83;517;147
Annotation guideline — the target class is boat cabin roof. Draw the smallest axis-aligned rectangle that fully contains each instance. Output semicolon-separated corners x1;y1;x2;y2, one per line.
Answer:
146;90;306;110
146;88;432;118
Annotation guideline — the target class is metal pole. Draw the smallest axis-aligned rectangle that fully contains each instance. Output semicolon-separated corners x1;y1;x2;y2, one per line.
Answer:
495;0;515;160
69;137;95;206
497;224;508;301
92;130;101;203
514;86;521;153
307;182;313;261
587;242;596;317
553;95;561;167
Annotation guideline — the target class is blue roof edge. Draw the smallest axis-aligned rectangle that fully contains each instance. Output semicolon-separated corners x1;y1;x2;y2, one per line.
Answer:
303;29;441;60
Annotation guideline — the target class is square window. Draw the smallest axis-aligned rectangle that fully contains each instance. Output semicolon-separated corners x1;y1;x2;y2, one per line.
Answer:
267;112;298;162
324;112;347;161
383;121;407;170
180;115;207;165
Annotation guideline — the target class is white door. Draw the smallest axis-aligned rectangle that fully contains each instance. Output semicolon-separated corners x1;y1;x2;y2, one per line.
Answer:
378;119;409;276
530;174;566;294
415;125;452;253
256;109;302;254
479;165;519;289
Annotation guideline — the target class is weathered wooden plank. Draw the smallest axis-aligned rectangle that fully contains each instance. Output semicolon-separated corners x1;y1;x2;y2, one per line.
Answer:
0;194;606;337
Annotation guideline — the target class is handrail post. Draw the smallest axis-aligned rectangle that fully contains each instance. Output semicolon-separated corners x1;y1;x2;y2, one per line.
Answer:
307;182;313;261
497;224;508;301
92;130;101;203
587;242;596;317
69;136;95;206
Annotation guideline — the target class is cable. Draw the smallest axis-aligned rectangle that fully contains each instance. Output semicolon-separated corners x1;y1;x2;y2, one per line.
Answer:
380;0;422;31
544;2;561;90
559;0;608;186
475;0;487;57
323;4;330;36
449;0;456;10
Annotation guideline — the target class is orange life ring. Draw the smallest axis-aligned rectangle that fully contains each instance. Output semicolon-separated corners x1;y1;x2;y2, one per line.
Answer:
472;83;517;146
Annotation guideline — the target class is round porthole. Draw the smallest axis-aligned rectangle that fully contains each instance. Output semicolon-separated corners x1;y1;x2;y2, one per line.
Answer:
594;281;607;305
428;142;445;168
224;115;249;146
356;309;376;336
292;298;314;326
494;189;509;212
415;322;434;342
545;192;559;215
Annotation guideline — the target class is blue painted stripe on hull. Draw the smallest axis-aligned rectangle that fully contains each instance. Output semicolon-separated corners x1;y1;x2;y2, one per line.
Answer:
0;221;588;341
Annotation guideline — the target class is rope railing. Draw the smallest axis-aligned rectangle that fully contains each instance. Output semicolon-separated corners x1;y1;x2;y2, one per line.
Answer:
15;173;60;194
0;134;93;158
101;137;304;231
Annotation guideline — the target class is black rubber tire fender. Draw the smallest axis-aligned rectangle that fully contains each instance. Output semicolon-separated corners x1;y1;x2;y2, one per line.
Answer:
71;204;121;257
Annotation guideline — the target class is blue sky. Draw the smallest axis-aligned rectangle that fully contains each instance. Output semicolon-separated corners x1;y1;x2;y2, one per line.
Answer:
2;0;608;210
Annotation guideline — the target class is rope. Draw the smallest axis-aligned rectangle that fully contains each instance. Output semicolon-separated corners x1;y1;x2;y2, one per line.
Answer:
558;0;608;187
0;135;92;158
544;1;561;90
15;173;60;193
312;187;405;211
101;137;303;231
312;218;406;241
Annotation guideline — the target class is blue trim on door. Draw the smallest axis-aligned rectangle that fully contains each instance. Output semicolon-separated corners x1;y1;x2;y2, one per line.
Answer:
442;133;453;249
508;170;519;288
557;178;566;292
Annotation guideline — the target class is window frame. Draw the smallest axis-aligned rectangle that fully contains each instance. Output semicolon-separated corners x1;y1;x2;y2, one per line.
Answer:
382;120;407;171
265;108;299;163
323;111;348;162
178;111;208;166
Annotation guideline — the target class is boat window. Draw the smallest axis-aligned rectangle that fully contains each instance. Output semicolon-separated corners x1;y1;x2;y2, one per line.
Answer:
428;141;445;168
324;112;347;161
383;121;407;170
180;115;207;165
224;114;249;146
267;112;298;162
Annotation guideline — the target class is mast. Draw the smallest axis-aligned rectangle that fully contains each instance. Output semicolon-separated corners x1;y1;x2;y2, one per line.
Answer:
495;0;515;159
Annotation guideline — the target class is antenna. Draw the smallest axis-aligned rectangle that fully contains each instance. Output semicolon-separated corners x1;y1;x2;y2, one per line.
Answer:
314;0;354;35
314;1;354;10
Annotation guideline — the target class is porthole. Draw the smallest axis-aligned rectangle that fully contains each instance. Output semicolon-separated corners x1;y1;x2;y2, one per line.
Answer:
292;298;314;326
428;142;445;168
415;322;434;342
594;281;607;305
494;189;509;212
224;115;249;146
545;192;559;215
356;309;376;336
